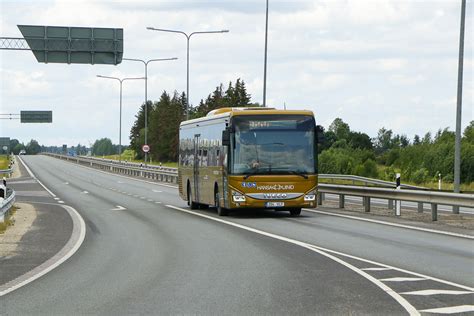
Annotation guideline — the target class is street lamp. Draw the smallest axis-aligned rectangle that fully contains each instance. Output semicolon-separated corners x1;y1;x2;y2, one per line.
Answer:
122;57;178;166
146;27;229;120
96;75;145;162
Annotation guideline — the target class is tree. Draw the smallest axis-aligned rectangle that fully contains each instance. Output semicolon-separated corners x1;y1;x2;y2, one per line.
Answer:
348;131;373;150
92;138;114;156
329;118;350;141
374;127;393;154
26;139;41;155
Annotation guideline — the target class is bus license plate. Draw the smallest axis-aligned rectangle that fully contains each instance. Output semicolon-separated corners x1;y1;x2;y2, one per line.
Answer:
265;202;284;208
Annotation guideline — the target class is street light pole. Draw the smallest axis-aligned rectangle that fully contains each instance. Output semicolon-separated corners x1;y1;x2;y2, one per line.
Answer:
123;57;178;166
96;75;145;162
454;0;466;214
263;0;269;108
146;27;229;120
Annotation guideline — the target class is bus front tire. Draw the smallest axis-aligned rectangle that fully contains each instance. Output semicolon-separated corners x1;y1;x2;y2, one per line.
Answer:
187;185;199;210
289;208;301;216
215;191;228;216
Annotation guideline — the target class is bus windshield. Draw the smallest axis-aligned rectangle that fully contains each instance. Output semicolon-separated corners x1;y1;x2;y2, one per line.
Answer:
231;115;315;175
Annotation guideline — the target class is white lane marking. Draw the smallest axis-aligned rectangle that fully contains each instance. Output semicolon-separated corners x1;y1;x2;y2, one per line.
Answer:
381;277;427;282
152;190;162;193
155;202;162;204
82;191;89;194
111;205;126;211
401;290;474;296
64;182;69;185
127;193;132;196
420;305;474;314
133;195;139;198
117;181;124;184
361;267;392;271
0;204;86;297
17;155;57;198
147;199;153;202
165;205;419;316
54;197;60;200
305;209;474;240
140;197;146;199
58;201;65;204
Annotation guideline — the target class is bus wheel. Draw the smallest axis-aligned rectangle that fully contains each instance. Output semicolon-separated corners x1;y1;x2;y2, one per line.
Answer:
187;184;199;210
215;190;228;216
289;208;301;216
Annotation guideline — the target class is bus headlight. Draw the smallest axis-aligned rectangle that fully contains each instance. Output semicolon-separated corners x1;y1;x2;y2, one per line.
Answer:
232;191;246;202
304;191;316;201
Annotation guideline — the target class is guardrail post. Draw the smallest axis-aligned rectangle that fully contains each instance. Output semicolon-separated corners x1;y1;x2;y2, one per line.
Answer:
395;173;401;216
317;192;323;205
339;194;345;208
418;202;424;213
364;197;370;212
431;203;438;221
388;199;393;209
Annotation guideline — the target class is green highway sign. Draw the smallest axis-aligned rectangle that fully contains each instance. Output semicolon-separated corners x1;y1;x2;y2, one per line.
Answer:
20;111;53;123
17;25;123;65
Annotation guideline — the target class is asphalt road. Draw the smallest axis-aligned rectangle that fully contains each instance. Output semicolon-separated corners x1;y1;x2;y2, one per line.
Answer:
1;155;473;315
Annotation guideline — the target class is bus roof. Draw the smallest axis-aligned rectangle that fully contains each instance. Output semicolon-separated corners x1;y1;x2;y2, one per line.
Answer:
180;107;315;127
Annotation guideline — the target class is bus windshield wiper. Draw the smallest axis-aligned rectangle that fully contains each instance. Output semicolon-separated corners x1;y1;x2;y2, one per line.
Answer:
287;171;308;179
243;169;261;180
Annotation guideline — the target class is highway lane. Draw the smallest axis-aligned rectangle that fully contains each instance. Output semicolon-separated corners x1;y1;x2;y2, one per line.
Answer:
2;155;473;314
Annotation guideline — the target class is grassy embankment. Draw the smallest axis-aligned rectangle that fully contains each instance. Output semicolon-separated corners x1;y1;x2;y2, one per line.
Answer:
0;155;9;170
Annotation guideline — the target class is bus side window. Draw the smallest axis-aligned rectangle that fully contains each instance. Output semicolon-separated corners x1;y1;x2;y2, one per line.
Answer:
203;149;208;166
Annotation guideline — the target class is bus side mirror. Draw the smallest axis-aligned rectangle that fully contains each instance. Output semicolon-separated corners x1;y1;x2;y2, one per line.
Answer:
222;129;230;146
316;125;325;143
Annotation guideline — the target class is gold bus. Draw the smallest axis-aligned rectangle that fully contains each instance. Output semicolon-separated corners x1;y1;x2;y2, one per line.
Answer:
178;107;322;216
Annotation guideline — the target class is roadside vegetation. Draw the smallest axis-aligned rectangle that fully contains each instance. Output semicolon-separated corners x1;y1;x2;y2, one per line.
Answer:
0;155;9;170
10;77;472;191
0;206;16;234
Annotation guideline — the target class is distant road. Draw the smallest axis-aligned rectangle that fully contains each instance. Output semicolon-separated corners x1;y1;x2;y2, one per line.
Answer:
2;155;473;315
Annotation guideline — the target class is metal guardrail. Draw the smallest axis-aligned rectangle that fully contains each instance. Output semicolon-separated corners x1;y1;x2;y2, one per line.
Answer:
43;153;473;221
0;188;15;223
319;174;424;190
0;168;13;176
80;156;178;173
43;153;179;184
318;184;474;221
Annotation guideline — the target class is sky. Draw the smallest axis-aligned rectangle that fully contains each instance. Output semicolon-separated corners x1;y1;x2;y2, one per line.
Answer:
0;0;473;147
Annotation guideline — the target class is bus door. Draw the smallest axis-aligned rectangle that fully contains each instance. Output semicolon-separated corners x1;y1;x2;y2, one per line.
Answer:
193;134;200;203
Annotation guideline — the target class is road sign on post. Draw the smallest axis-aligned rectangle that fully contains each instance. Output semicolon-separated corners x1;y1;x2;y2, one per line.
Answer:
17;25;123;65
142;145;150;153
20;111;52;123
0;138;10;155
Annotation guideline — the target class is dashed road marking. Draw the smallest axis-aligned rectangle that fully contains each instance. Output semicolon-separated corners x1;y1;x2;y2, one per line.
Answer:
361;267;391;271
152;190;162;193
155;202;162;204
147;199;153;202
380;277;427;282
401;290;474;296
54;197;60;200
82;191;89;194
420;305;474;314
58;201;65;204
110;205;126;211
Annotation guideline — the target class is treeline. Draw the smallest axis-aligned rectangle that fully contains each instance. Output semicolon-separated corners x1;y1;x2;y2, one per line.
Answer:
318;119;474;184
126;76;473;184
129;78;254;162
5;139;41;155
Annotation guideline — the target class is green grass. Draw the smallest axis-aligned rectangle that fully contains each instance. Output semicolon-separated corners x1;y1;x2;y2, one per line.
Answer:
0;155;9;170
0;206;16;234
